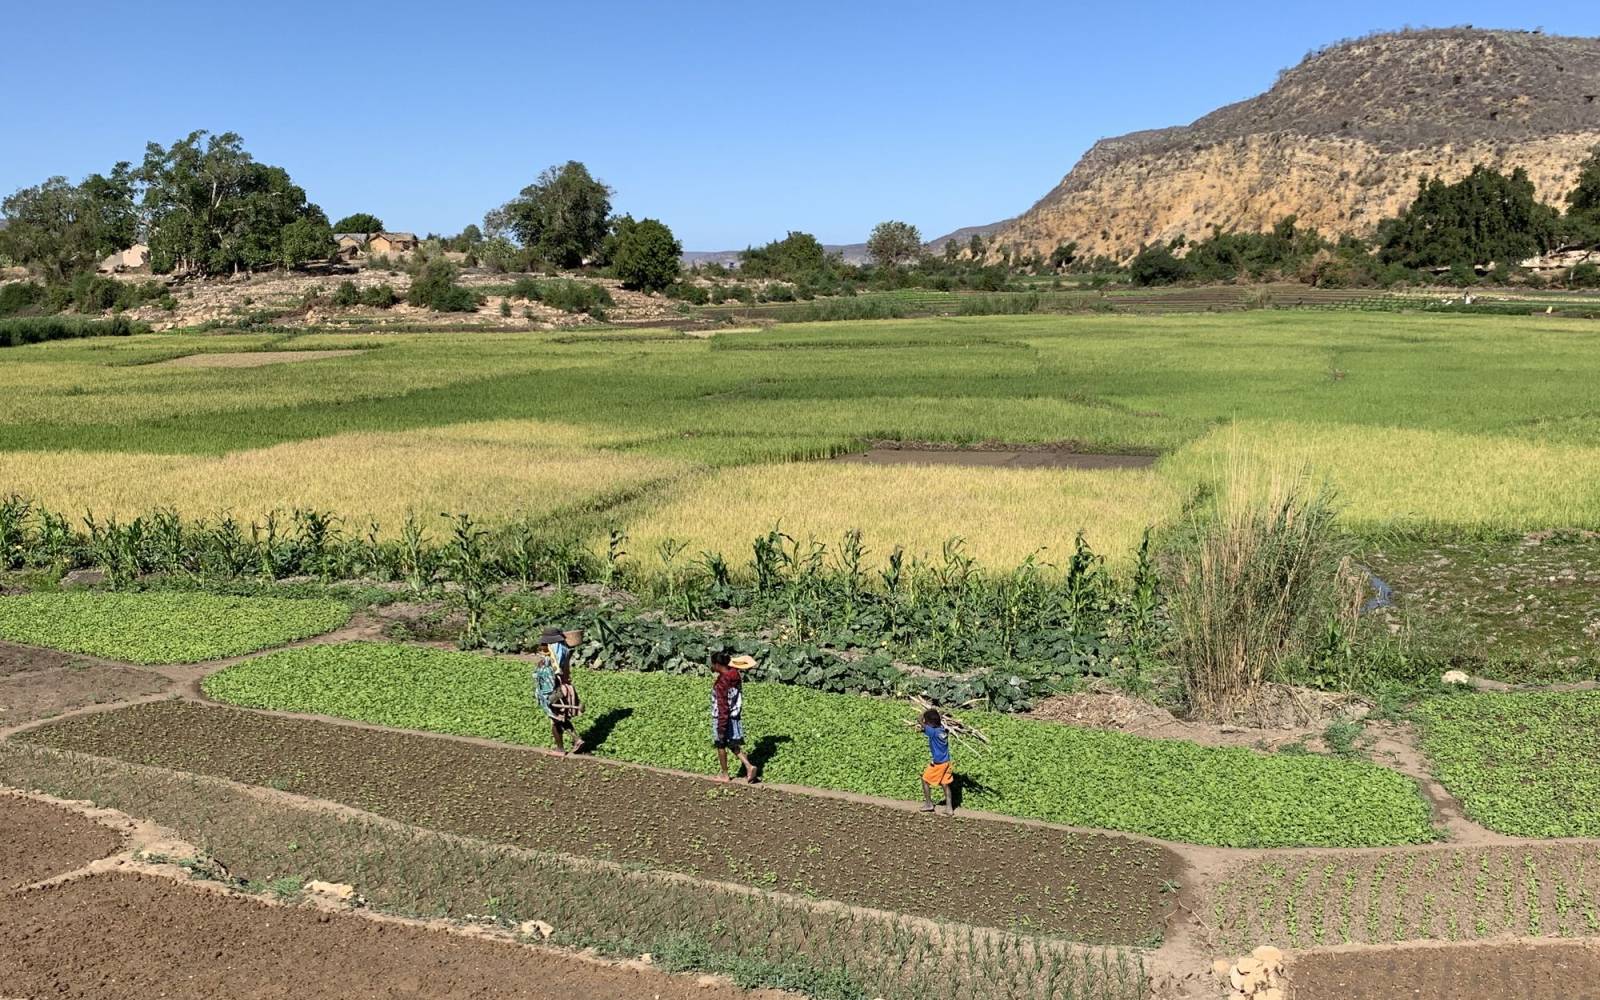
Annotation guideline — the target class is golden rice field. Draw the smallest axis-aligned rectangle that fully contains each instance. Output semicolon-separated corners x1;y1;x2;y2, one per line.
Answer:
626;462;1183;570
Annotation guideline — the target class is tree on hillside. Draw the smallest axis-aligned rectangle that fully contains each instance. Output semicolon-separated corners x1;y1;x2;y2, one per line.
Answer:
1050;240;1079;270
1129;243;1191;286
498;161;613;268
332;212;384;234
1378;166;1561;270
967;233;986;259
866;220;923;268
138;131;332;276
610;217;681;292
739;231;831;279
0;167;138;281
1566;145;1600;245
278;217;336;269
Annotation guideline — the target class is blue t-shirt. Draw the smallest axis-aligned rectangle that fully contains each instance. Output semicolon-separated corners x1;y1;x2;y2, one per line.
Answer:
924;724;950;765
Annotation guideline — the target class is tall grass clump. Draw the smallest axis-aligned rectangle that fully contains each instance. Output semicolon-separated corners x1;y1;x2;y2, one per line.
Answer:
0;314;144;346
1169;457;1344;722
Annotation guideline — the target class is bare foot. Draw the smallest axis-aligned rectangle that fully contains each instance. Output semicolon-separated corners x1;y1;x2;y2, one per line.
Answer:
716;774;731;783
920;804;936;813
571;741;586;755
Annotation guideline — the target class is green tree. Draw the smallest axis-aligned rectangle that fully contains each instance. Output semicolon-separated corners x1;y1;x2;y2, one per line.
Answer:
1567;145;1600;223
610;218;681;292
407;258;479;312
0;166;138;281
331;212;384;234
866;220;923;268
1129;243;1191;286
1049;240;1078;270
1379;166;1561;270
278;217;335;269
739;231;831;279
138;131;330;276
967;233;986;259
499;161;613;268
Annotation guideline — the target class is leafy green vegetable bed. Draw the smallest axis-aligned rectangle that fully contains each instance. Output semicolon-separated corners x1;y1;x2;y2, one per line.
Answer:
0;591;351;664
204;642;1435;848
1418;691;1600;837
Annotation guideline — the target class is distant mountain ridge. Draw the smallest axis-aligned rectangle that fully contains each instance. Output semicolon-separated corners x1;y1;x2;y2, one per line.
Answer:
984;28;1600;262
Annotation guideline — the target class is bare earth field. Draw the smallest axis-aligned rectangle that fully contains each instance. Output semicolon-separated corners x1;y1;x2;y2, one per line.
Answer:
0;641;171;727
0;872;769;1000
0;792;124;888
1290;940;1600;999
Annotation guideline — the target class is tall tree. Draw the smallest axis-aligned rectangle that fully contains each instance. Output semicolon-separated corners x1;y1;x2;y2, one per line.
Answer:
610;217;681;292
739;231;830;279
866;220;923;268
499;161;613;268
0;166;138;281
1378;166;1561;270
332;212;384;233
138;130;330;276
1567;145;1600;244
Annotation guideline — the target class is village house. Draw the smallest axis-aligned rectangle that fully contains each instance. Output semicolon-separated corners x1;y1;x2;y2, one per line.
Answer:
334;233;371;260
367;232;419;255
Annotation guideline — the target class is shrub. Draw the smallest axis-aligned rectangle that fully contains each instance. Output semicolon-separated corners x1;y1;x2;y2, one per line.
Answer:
1571;262;1600;289
1169;460;1344;722
407;259;480;313
665;281;708;305
505;277;612;316
359;283;398;309
0;315;143;347
0;281;45;316
331;281;360;307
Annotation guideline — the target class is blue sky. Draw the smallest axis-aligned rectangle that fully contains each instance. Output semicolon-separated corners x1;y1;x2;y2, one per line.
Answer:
4;2;1598;248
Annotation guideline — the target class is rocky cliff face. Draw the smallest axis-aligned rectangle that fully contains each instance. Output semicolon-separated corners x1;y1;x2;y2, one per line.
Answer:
988;29;1600;262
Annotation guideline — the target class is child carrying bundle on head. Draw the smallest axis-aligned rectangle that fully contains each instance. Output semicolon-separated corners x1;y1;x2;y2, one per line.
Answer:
920;707;955;816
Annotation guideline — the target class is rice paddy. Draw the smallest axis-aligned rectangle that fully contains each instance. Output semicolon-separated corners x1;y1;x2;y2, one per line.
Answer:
4;311;1600;569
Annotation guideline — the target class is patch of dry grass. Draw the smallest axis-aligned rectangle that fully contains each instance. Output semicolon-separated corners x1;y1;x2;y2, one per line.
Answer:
626;461;1184;570
0;421;688;532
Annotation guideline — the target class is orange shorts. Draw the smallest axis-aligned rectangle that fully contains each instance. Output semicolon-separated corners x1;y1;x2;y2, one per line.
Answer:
922;762;953;787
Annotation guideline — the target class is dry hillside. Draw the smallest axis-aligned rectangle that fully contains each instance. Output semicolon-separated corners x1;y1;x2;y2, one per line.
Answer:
988;28;1600;262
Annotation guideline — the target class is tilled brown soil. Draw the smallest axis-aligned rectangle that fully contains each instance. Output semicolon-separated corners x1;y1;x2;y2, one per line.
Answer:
0;873;768;1000
16;700;1179;943
1290;941;1600;999
0;648;171;727
0;793;124;888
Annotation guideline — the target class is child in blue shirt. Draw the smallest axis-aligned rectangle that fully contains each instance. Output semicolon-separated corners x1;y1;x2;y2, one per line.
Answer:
920;707;954;816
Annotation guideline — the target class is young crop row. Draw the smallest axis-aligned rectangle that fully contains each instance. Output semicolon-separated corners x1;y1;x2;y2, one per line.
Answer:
1417;690;1600;836
202;641;1437;848
0;741;1150;1000
1207;843;1600;951
0;590;350;664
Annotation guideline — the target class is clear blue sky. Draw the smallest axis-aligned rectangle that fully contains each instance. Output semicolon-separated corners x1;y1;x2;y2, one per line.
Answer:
4;2;1598;249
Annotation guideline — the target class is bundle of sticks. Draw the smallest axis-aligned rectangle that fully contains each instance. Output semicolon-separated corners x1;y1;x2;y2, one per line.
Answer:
903;695;992;751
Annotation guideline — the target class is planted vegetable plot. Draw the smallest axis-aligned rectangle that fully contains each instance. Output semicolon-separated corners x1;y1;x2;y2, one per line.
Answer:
1417;691;1600;836
1207;843;1600;951
201;642;1435;848
0;592;350;664
15;700;1179;943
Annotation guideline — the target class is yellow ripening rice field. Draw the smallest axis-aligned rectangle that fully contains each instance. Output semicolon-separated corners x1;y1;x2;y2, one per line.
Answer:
0;421;687;532
1163;421;1600;534
625;461;1185;571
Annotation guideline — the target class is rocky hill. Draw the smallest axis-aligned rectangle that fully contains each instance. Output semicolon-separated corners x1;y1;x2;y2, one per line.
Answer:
987;28;1600;262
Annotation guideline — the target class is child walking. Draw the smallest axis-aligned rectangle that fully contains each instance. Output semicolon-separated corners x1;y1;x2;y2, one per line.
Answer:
920;707;954;815
534;628;584;755
710;652;758;783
